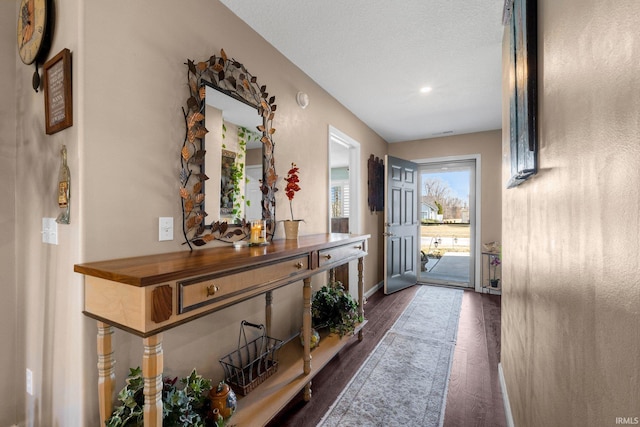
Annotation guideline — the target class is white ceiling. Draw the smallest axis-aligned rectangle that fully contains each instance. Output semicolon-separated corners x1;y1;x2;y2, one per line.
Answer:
219;0;505;143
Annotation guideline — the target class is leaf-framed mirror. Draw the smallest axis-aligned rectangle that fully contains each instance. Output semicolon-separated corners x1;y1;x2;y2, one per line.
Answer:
180;49;277;250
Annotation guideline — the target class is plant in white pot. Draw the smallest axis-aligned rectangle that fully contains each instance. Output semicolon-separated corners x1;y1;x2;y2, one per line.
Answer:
283;162;303;239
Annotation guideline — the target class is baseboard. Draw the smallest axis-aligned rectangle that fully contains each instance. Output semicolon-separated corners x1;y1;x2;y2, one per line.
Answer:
365;281;383;299
498;363;515;427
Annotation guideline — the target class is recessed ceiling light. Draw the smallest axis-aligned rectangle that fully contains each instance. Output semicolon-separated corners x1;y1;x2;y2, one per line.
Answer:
420;86;432;94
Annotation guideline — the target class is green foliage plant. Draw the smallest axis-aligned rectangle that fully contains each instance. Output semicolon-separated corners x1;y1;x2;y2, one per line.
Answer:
311;281;362;337
222;125;261;223
106;367;216;427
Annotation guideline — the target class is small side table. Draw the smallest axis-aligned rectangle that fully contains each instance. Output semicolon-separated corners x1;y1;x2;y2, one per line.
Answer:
481;251;501;294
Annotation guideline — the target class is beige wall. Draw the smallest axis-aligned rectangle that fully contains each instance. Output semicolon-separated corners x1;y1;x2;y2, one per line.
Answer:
501;1;640;425
7;1;387;425
12;0;85;425
388;130;503;248
1;2;18;425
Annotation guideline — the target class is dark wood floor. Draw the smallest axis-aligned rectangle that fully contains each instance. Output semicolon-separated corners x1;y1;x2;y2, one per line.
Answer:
267;285;505;427
443;289;505;427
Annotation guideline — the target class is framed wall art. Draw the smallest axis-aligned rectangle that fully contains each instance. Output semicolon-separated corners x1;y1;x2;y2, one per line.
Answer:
367;154;384;212
44;48;73;135
505;0;538;188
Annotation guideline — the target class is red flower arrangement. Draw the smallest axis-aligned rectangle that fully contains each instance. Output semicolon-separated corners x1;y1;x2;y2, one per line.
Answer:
285;163;301;220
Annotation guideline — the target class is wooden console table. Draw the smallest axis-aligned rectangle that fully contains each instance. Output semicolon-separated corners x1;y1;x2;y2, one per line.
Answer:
74;233;369;426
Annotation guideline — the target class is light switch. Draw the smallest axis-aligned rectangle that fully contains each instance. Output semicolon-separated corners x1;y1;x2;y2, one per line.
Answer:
159;217;173;241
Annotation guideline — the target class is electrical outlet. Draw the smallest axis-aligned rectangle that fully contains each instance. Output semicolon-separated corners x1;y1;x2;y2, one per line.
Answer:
26;368;33;396
159;217;173;241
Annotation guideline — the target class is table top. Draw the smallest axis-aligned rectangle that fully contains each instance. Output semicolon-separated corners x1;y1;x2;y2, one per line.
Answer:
74;233;370;287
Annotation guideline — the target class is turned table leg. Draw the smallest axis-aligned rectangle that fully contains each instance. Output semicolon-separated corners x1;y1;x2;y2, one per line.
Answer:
302;277;312;375
97;322;115;426
142;334;163;427
265;291;273;338
304;381;312;402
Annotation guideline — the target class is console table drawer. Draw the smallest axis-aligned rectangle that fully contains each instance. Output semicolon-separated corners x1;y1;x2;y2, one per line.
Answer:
318;240;366;269
179;255;309;314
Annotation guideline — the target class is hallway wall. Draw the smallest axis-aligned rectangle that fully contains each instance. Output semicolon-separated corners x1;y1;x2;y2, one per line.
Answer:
0;2;18;425
501;1;640;425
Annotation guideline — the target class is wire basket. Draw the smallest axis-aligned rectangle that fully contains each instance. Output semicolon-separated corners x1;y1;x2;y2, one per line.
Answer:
219;320;283;396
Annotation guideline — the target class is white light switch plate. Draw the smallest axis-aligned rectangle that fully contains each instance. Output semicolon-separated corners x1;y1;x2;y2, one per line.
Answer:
159;217;173;241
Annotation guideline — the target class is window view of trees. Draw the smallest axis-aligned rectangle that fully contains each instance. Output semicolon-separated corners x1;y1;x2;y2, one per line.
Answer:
422;177;469;224
420;169;472;283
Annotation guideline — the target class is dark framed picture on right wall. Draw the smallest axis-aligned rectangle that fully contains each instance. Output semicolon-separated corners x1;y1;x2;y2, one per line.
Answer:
505;0;538;188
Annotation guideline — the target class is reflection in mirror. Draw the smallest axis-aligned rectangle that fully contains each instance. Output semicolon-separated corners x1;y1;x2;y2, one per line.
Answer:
204;85;263;223
180;49;277;250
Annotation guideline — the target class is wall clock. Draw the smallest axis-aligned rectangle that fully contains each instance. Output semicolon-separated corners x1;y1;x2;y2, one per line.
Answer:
17;0;52;91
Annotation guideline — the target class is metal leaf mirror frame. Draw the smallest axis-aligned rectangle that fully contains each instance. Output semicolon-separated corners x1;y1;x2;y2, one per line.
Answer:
180;49;277;250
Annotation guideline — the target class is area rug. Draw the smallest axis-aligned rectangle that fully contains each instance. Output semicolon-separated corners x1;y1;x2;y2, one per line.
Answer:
317;285;463;427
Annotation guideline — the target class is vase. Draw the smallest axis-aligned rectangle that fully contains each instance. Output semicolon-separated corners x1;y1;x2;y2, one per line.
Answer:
209;381;237;420
283;220;300;240
490;279;500;288
300;326;320;350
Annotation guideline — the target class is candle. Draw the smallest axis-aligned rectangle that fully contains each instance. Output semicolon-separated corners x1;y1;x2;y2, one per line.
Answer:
250;219;266;244
250;223;261;244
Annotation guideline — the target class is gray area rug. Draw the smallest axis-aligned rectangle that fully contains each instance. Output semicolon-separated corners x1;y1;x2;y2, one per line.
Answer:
317;285;463;427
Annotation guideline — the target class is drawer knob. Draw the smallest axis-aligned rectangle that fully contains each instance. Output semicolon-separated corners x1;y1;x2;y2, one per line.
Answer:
324;254;332;260
295;262;304;269
354;245;362;250
206;285;219;297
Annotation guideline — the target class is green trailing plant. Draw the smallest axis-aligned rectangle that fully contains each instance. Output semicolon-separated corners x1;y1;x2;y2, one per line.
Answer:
222;125;261;223
312;281;362;337
106;367;216;427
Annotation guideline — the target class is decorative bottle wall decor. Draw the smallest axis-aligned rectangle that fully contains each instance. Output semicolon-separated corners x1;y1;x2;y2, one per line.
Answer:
56;144;70;224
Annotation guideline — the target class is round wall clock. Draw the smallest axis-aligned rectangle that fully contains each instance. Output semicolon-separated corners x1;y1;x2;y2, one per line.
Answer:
17;0;49;65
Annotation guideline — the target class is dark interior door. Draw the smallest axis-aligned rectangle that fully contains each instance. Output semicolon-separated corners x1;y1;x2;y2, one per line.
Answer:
384;155;418;294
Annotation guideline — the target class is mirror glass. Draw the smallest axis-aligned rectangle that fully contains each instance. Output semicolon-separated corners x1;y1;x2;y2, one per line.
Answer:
204;84;263;222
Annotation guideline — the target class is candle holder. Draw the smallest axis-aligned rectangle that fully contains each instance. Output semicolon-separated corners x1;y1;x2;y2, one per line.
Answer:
250;219;266;245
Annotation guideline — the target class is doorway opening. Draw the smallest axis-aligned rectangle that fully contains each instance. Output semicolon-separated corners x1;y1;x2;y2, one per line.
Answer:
418;158;478;289
328;126;361;292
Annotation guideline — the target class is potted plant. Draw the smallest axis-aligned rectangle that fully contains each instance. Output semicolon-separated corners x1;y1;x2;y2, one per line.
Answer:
106;367;220;427
311;281;362;337
283;162;302;239
489;255;501;287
